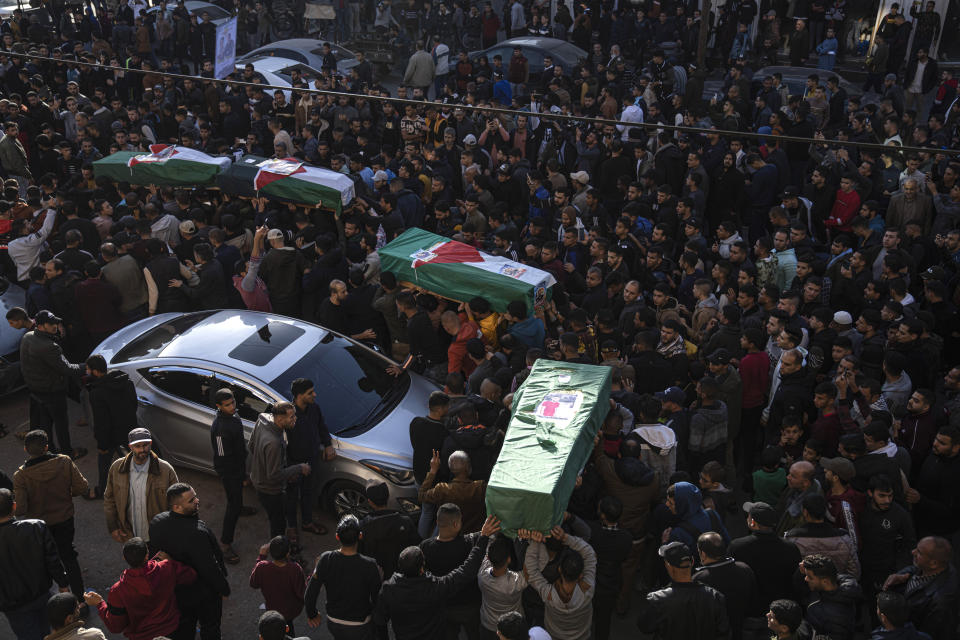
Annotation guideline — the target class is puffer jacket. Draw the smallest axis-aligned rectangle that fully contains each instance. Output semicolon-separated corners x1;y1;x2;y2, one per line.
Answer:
0;518;68;611
801;575;862;640
591;442;659;538
785;521;861;579
668;481;730;550
20;330;83;393
103;452;178;537
688;401;728;454
96;557;197;640
13;453;88;525
247;413;302;495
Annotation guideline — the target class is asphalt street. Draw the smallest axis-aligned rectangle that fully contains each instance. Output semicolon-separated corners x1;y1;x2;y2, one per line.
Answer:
0;391;339;640
0;389;651;639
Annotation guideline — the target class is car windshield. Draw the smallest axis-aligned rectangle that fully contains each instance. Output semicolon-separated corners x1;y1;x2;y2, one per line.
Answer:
269;336;408;435
550;41;587;63
112;312;218;364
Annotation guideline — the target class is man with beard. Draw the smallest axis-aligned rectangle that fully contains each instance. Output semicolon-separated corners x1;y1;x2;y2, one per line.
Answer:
103;428;178;547
858;475;915;611
149;483;230;640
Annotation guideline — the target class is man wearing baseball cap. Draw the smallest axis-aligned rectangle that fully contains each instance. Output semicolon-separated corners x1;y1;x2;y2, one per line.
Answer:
20;309;86;460
729;502;802;610
103;428;178;545
259;227;308;317
637;541;730;639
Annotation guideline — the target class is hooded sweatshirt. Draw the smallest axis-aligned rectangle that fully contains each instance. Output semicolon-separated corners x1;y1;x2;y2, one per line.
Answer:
247;413;304;495
631;424;677;491
668;482;730;550
96;558;197;640
509;316;545;349
688;401;728;454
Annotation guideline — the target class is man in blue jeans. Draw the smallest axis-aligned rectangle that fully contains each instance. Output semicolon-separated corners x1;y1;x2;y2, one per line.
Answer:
0;487;70;640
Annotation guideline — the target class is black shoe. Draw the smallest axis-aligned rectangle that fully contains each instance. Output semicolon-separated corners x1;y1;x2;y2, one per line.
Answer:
222;545;241;564
240;506;258;516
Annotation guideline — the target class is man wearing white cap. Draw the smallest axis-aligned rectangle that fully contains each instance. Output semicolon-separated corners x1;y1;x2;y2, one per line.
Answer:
103;428;178;544
259;228;308;317
831;311;862;356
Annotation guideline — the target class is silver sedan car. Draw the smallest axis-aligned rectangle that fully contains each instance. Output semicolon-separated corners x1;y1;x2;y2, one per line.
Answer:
92;310;436;517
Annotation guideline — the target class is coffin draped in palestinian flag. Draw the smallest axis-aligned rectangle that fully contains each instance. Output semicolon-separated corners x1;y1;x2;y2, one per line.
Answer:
486;359;612;537
92;145;231;186
379;228;556;314
215;155;355;213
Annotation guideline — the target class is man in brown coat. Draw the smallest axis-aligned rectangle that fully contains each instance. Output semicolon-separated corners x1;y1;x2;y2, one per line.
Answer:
103;428;178;546
592;432;660;614
13;430;89;599
419;450;486;534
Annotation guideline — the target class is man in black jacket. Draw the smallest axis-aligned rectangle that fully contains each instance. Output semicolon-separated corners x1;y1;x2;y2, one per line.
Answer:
210;388;253;564
883;536;959;640
360;481;420;579
859;475;916;608
906;426;960;538
86;354;137;501
637;541;731;640
149;483;230;640
0;487;70;640
20;310;85;460
694;532;759;640
374;515;498;640
799;554;862;640
729;502;802;611
765;349;814;444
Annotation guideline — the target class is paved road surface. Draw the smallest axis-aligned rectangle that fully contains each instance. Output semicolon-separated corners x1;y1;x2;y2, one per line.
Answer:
0;390;645;639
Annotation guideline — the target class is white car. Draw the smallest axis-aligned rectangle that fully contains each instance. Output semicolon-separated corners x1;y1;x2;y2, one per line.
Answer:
146;1;233;26
234;56;324;102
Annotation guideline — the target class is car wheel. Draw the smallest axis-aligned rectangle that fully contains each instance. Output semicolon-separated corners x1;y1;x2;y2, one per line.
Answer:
325;480;372;518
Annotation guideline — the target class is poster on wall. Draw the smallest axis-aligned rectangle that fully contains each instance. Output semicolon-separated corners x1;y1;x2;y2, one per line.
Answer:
215;16;238;79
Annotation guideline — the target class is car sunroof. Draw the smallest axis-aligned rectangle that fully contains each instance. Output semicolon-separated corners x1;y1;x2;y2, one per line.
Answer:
228;322;306;366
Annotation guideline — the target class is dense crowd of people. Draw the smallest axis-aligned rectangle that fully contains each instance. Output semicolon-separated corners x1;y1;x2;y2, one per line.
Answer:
2;0;960;639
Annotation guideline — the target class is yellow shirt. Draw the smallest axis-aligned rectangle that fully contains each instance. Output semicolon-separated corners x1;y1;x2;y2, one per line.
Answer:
478;312;500;350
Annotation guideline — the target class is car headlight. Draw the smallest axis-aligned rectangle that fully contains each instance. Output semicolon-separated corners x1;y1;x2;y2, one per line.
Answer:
360;460;415;486
396;497;421;514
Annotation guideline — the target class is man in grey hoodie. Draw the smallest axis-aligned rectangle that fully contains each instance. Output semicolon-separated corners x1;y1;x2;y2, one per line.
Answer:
248;402;310;538
687;376;729;475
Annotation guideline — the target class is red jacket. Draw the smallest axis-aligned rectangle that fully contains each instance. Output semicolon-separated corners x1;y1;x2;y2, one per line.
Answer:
97;557;197;640
447;319;481;376
825;188;860;231
738;351;770;409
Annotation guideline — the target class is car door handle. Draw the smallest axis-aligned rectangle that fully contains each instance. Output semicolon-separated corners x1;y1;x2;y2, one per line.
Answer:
137;396;154;406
